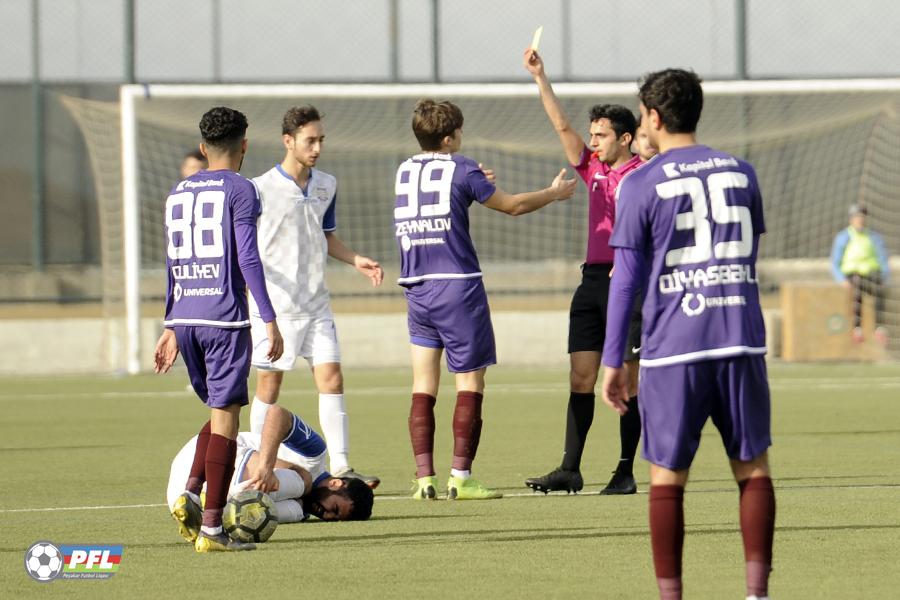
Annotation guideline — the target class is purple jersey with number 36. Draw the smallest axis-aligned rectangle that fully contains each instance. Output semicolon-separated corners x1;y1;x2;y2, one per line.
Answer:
393;153;496;285
611;145;767;367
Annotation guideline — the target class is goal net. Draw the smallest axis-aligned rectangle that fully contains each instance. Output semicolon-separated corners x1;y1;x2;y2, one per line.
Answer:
62;81;900;372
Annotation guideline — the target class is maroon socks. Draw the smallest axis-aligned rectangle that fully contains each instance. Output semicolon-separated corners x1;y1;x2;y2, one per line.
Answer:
739;476;776;597
201;433;237;528
451;391;483;471
185;421;211;495
409;393;436;478
649;485;685;599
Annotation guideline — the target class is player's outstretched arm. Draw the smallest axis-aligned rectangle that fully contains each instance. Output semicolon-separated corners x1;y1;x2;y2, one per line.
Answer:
523;48;584;165
245;404;294;493
483;168;576;216
153;328;179;374
326;232;384;287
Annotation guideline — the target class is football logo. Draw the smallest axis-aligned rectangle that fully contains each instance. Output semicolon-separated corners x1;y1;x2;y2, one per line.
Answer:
25;542;63;582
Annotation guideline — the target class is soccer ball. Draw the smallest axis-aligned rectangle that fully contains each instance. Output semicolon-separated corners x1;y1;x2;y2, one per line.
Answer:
223;489;278;543
25;542;63;581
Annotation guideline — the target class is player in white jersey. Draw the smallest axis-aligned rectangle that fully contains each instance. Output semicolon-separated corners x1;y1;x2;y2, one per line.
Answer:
248;106;383;489
167;405;374;527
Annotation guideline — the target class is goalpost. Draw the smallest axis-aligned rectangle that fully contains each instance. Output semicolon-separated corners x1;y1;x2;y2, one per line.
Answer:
64;80;900;373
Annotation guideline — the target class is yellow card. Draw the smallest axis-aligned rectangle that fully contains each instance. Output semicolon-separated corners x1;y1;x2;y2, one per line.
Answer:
531;26;543;52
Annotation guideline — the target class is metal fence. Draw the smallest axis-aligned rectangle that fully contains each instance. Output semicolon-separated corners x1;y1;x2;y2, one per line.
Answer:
3;0;900;293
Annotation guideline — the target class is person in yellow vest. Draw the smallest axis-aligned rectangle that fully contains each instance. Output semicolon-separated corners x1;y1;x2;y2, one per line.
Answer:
830;204;890;345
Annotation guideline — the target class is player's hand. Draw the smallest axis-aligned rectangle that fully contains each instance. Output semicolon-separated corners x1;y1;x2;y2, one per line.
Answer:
354;255;384;287
153;328;179;374
523;48;544;77
549;168;577;201
601;366;630;416
265;320;284;362
841;279;852;289
478;163;496;184
245;465;280;494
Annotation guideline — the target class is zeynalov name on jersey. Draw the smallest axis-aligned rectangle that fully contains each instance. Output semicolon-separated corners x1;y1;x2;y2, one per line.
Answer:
395;217;452;237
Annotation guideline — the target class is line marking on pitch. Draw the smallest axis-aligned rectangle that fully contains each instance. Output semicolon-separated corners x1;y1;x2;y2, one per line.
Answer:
4;483;898;513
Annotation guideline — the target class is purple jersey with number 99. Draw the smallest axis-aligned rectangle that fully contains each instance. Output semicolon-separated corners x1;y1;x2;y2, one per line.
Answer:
611;145;767;367
393;153;496;286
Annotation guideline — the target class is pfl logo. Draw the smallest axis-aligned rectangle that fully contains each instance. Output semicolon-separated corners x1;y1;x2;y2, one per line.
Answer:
24;541;123;581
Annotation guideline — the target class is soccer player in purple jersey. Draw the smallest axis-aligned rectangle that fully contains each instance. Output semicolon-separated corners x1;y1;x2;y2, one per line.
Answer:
397;99;576;501
601;69;775;600
523;48;645;496
153;106;285;553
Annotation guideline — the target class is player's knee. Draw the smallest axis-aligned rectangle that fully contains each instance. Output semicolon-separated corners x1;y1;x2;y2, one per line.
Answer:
731;452;770;481
314;364;343;394
569;369;597;392
255;371;283;401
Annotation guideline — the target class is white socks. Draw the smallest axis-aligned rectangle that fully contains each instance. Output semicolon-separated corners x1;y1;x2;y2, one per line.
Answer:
318;393;350;471
451;469;471;480
250;396;272;434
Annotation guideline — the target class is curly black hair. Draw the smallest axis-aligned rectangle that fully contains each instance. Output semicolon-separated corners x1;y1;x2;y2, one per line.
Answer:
587;104;637;140
341;477;374;521
638;69;703;134
198;106;248;152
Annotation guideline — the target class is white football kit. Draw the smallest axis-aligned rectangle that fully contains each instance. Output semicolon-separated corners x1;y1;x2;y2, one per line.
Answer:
249;165;341;369
165;431;328;513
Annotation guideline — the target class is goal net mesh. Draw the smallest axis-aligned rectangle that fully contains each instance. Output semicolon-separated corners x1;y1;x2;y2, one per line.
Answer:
62;83;900;369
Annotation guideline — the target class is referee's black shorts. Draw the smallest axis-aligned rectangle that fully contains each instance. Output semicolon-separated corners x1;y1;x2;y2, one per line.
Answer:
568;263;612;354
567;263;643;358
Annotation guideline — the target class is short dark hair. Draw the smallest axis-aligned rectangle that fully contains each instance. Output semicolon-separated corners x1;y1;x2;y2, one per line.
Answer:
638;69;703;134
412;99;464;151
282;105;323;136
199;106;248;152
588;104;637;139
341;478;373;521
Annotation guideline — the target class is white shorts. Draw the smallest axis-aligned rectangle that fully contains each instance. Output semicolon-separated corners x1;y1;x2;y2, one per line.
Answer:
250;311;341;370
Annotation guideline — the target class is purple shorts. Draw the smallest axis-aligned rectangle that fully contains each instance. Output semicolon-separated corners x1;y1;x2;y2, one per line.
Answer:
174;326;251;409
638;354;771;470
404;278;496;373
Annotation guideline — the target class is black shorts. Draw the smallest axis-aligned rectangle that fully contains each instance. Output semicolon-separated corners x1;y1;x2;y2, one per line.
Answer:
623;295;643;362
568;264;612;353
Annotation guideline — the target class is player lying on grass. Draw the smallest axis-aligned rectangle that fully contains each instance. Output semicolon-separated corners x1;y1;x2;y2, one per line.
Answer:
168;404;373;541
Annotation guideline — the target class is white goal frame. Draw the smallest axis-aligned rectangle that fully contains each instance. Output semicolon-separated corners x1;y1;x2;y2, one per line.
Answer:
119;78;900;373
